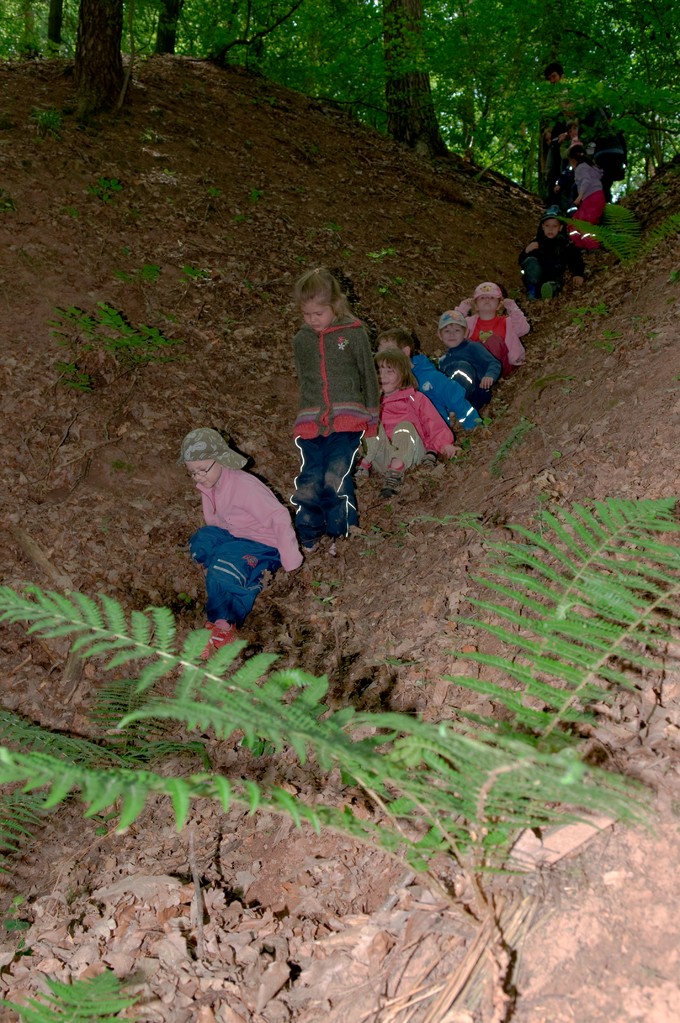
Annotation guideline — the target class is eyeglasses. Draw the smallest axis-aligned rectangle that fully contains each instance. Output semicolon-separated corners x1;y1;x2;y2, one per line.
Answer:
187;461;216;479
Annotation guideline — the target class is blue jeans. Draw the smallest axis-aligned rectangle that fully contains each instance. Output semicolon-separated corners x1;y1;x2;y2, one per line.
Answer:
189;525;281;626
292;432;362;547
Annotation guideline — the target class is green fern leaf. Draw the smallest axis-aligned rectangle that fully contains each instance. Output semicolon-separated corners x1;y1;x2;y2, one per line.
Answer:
4;968;139;1022
165;778;191;828
453;498;679;737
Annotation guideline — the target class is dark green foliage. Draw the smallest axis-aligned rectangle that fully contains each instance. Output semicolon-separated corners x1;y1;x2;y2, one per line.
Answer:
2;495;672;874
50;303;185;389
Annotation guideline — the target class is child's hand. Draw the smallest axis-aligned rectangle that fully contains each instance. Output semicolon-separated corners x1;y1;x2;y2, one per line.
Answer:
480;375;494;389
441;443;461;460
525;242;539;254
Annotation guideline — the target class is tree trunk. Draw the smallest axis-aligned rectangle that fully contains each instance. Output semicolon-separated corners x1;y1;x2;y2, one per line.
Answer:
155;0;185;55
383;0;447;157
74;0;124;119
48;0;64;47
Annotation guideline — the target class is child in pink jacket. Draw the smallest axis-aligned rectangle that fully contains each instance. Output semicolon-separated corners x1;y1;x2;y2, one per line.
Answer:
455;281;529;376
357;349;458;499
180;428;302;657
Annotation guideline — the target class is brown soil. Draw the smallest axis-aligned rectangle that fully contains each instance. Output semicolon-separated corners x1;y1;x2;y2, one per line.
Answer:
1;56;679;1023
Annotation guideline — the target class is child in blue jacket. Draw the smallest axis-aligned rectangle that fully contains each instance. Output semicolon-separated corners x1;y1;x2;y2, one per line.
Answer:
437;311;501;409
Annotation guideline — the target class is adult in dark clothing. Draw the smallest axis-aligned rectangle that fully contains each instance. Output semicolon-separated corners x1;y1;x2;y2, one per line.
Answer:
519;206;585;300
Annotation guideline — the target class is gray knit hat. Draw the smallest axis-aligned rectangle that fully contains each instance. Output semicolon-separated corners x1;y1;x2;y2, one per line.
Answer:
179;428;247;470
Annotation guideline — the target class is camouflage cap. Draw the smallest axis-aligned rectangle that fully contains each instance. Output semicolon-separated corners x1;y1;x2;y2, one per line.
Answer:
179;428;248;470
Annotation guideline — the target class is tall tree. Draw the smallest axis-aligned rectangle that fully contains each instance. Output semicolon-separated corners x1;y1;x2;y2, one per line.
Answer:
383;0;447;156
74;0;124;118
155;0;184;55
47;0;64;49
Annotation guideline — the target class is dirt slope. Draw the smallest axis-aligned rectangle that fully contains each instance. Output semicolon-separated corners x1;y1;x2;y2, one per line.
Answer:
0;56;679;1022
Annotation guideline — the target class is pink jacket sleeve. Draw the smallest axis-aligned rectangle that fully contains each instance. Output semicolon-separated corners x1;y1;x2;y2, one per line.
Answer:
503;299;529;366
415;393;454;452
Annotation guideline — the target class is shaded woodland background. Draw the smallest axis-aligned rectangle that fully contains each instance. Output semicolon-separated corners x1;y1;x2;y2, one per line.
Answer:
0;0;678;185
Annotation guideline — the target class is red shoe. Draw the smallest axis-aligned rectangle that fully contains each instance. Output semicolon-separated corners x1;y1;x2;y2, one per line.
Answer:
201;621;238;659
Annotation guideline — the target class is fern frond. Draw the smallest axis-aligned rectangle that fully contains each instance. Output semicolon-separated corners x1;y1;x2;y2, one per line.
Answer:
89;677;207;766
0;710;124;767
4;969;139;1022
641;211;680;256
0;504;663;875
450;498;679;738
0;586;181;676
567;204;641;263
0;792;45;870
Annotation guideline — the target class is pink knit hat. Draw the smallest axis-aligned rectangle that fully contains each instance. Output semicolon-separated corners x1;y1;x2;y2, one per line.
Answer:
473;282;503;299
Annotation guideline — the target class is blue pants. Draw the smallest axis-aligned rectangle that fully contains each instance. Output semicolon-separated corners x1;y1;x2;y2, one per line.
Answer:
292;432;362;547
189;525;281;627
444;359;492;410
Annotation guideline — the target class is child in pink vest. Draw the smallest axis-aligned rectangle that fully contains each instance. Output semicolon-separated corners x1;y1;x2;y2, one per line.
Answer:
455;282;529;376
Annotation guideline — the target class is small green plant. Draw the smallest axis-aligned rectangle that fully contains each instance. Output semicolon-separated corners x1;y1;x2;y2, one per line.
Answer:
61;205;80;218
4;970;139;1023
3;895;30;933
325;221;342;232
668;269;679;284
89;177;123;203
490;417;535;477
570;302;608;327
368;247;397;260
114;263;161;284
51;303;184;388
111;460;134;473
249;188;263;203
207;186;222;198
181;264;211;280
140;128;165;143
55;361;94;392
0;188;16;212
30;107;62;138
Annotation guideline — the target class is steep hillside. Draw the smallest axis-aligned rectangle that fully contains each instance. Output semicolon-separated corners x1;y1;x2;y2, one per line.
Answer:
0;56;679;1023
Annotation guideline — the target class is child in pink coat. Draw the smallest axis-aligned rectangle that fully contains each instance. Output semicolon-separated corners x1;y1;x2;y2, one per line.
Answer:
455;282;529;376
180;428;303;657
357;349;458;499
567;142;606;250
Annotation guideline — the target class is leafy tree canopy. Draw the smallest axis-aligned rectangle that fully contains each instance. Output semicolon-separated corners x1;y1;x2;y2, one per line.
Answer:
0;0;677;190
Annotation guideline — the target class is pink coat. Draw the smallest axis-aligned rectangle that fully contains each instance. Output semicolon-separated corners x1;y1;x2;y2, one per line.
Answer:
380;387;454;452
197;468;303;571
456;298;529;367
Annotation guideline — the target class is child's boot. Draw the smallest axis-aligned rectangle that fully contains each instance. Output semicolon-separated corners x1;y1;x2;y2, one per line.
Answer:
380;469;404;500
201;620;239;659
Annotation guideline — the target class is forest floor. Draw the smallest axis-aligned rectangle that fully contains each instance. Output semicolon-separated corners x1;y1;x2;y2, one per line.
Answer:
0;56;679;1023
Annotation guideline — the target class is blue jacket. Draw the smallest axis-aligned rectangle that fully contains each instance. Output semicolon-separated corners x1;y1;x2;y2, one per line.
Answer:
439;341;502;385
411;354;479;430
